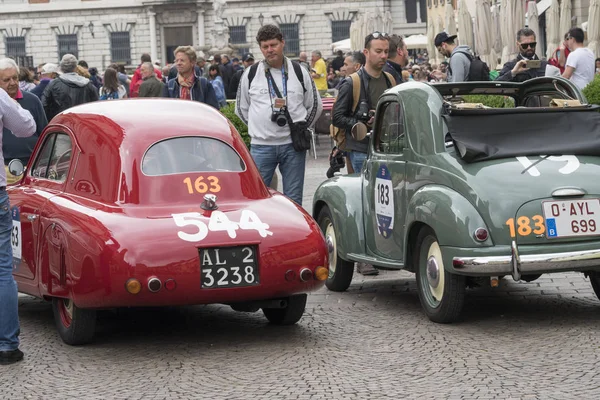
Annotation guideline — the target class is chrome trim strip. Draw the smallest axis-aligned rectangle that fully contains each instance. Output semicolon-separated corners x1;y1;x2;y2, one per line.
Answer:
551;188;586;197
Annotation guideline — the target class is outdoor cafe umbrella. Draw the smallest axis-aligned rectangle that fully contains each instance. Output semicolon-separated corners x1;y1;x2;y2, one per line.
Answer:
458;0;474;50
427;16;437;63
588;0;600;57
527;0;542;58
559;0;573;40
475;0;494;66
501;0;516;63
546;0;561;59
445;0;457;36
491;3;503;56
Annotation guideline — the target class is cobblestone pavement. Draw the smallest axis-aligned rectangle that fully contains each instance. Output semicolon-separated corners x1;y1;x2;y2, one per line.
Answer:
3;140;600;400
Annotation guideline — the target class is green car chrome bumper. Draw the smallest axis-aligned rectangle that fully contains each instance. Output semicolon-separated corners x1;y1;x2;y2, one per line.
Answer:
444;241;600;281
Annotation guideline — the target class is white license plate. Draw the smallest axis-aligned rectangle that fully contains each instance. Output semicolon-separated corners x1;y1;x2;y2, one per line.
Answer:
542;199;600;238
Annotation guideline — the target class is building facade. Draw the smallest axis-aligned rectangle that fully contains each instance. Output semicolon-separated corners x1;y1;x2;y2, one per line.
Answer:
0;0;428;69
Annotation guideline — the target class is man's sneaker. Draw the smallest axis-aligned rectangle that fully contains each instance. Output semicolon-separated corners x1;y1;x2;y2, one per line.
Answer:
0;349;24;365
357;262;379;276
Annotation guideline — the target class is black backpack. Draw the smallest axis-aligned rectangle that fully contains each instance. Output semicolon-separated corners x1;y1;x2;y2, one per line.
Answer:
247;60;306;92
452;51;491;81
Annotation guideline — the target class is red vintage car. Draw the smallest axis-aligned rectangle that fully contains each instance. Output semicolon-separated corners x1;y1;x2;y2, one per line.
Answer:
8;99;329;345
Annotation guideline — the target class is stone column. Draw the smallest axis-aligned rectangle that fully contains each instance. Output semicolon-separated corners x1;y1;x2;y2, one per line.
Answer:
197;8;206;47
399;0;408;24
147;9;157;61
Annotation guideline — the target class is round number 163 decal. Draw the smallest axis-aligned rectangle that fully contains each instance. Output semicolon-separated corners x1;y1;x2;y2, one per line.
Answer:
375;164;394;239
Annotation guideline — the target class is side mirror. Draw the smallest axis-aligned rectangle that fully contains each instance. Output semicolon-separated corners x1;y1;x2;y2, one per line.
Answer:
8;159;24;178
351;122;369;141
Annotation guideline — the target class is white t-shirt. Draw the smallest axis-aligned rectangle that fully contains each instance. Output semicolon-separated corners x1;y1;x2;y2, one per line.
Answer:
565;47;595;89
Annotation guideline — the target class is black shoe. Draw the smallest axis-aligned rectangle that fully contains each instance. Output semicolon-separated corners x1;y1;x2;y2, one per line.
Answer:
0;349;24;365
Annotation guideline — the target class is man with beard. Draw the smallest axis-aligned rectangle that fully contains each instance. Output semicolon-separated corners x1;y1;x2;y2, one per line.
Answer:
496;28;547;82
384;34;409;84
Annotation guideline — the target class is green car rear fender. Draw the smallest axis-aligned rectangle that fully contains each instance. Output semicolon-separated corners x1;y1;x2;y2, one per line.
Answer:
313;176;365;259
405;184;494;251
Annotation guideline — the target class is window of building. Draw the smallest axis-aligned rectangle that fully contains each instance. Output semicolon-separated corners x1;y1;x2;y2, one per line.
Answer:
279;23;299;57
57;34;78;59
5;36;26;59
229;25;249;55
110;31;131;64
331;20;351;44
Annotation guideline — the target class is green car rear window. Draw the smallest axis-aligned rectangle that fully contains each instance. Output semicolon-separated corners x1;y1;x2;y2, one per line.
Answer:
142;137;245;176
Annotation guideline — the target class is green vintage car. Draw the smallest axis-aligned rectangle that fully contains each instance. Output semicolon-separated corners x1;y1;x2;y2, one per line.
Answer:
313;77;600;323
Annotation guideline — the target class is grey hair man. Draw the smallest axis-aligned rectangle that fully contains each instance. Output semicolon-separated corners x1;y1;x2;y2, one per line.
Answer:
298;52;310;71
138;61;165;98
0;58;47;171
310;50;328;92
384;34;409;84
42;54;98;121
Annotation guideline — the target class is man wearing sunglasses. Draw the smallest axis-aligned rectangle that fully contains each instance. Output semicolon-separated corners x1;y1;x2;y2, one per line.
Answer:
496;28;547;82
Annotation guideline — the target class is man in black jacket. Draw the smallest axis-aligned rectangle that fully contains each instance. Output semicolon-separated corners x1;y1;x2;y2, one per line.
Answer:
228;53;255;99
332;32;395;174
496;28;547;82
42;54;99;121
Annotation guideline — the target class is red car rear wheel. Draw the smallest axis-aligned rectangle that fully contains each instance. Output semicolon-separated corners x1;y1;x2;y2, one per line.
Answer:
52;298;97;345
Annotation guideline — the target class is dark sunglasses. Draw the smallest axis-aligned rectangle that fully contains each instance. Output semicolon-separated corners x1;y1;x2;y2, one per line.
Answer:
520;42;537;50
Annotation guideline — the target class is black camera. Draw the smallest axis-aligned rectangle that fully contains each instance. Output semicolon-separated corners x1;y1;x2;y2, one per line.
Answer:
355;101;373;122
271;107;288;127
326;147;346;178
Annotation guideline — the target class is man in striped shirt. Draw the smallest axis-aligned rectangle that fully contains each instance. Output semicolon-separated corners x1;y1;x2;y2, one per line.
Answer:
0;87;35;365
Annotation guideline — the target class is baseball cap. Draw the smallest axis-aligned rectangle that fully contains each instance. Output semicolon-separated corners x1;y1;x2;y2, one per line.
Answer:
41;63;58;74
242;53;255;62
208;55;215;61
434;32;458;47
232;57;239;62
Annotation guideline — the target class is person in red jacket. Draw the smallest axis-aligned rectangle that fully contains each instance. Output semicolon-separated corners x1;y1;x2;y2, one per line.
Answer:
129;53;163;97
548;33;571;74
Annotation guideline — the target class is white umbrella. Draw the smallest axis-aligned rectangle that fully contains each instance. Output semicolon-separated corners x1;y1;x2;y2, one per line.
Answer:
458;0;474;51
491;3;503;55
427;17;438;64
500;0;515;63
445;1;457;36
546;0;561;59
475;0;494;66
404;34;428;49
587;0;600;57
511;0;525;59
527;1;542;58
559;0;572;39
331;38;351;53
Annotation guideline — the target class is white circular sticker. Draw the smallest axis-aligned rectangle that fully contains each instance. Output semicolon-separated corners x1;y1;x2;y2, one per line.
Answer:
375;165;394;238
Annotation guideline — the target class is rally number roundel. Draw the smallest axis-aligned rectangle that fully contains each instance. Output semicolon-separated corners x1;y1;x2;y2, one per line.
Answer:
375;164;394;239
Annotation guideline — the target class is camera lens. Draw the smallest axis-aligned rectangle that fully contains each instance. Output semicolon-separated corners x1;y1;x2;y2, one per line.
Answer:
276;115;287;127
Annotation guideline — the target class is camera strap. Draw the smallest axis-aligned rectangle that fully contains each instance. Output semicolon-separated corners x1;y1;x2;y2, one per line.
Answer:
265;67;294;126
265;66;287;104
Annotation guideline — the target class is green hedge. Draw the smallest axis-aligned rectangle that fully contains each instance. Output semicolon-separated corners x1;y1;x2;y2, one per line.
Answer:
462;95;515;108
220;102;251;149
583;75;600;106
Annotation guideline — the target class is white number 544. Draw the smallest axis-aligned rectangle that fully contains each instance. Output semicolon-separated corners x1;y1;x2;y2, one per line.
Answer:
172;210;273;242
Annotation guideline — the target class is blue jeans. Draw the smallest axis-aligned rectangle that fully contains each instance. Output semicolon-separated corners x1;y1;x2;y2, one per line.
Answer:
0;191;19;351
251;143;306;206
349;151;367;173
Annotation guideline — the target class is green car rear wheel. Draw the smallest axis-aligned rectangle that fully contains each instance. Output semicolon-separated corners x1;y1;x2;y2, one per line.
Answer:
415;227;466;323
317;205;354;292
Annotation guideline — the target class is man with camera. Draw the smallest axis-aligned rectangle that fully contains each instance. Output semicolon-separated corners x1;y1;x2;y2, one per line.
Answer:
235;24;322;206
496;28;547;82
332;32;395;175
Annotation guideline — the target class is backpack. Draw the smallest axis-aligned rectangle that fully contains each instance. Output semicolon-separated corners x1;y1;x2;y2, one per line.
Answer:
329;71;396;150
247;60;306;93
452;51;491;81
99;88;119;101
